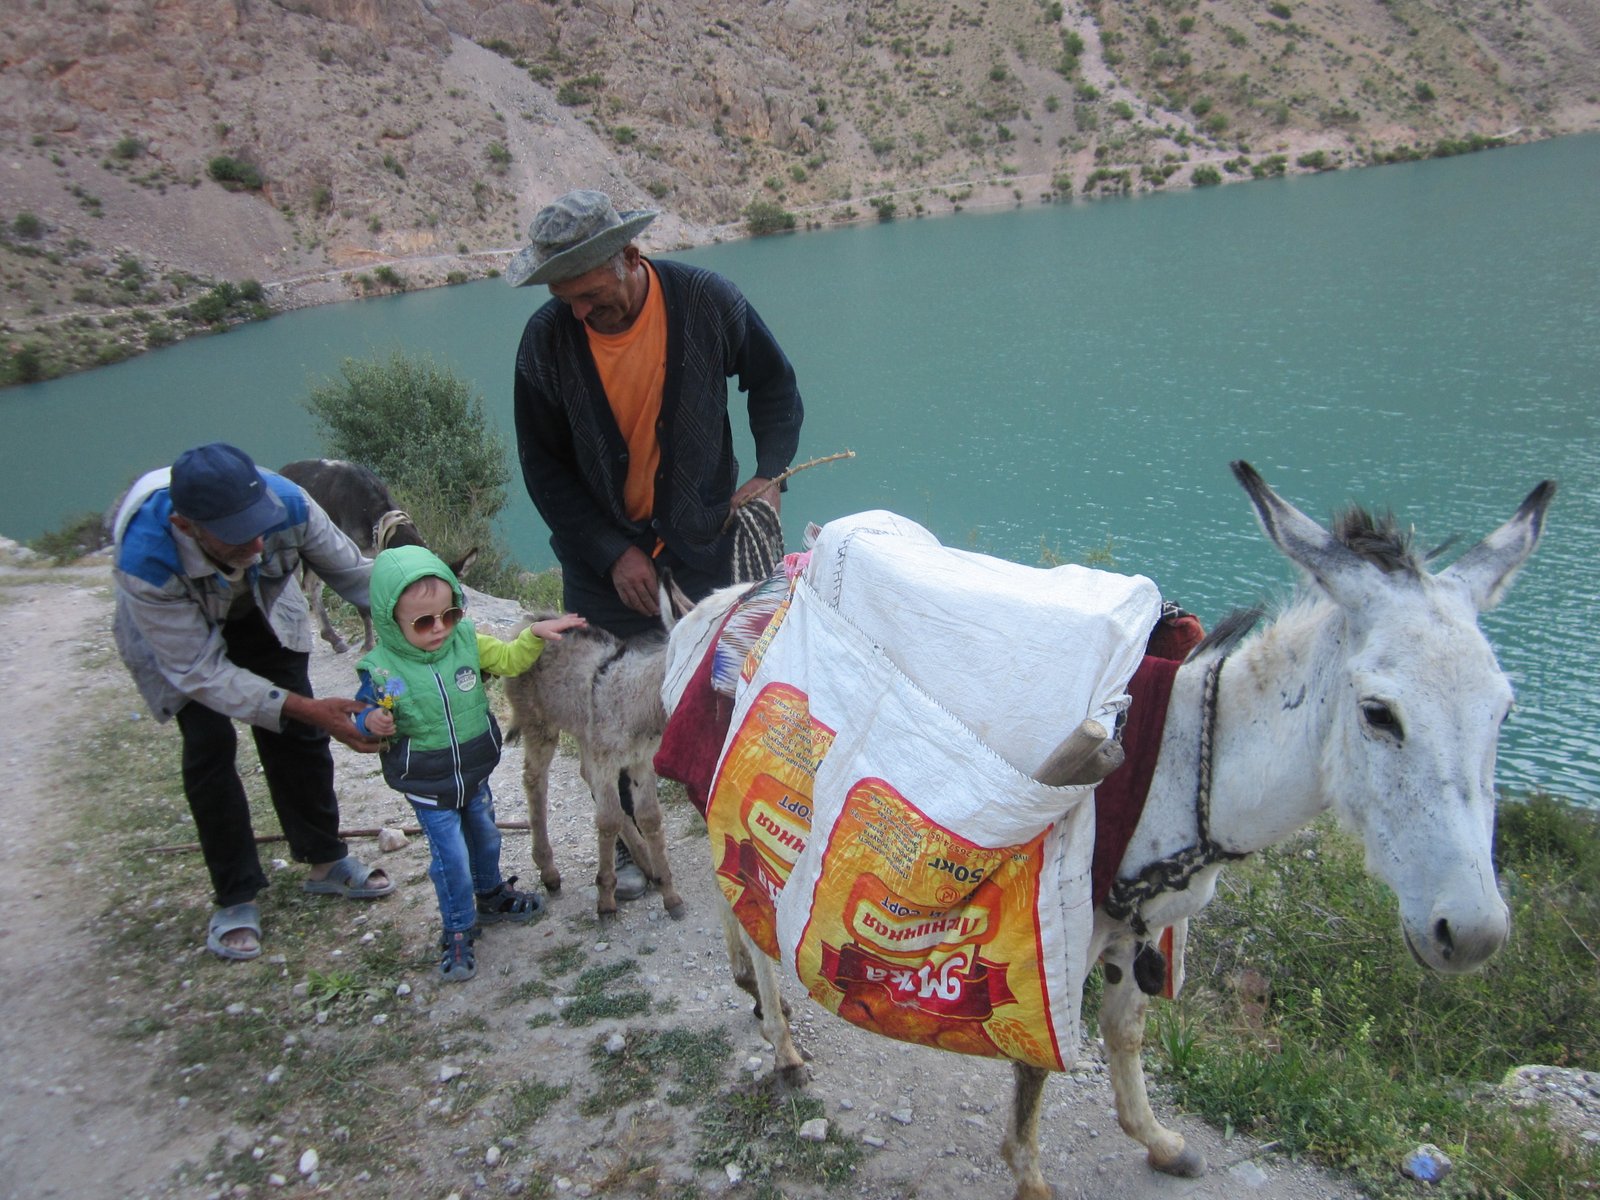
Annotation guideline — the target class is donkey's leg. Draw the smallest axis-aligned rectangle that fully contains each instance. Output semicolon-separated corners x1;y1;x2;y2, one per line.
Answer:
1000;1062;1055;1200
357;608;375;653
580;750;626;916
519;734;562;894
304;569;348;654
1101;955;1205;1177
624;762;683;917
714;892;804;1081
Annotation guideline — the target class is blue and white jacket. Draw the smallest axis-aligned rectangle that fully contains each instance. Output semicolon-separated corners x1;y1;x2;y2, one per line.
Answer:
111;467;371;728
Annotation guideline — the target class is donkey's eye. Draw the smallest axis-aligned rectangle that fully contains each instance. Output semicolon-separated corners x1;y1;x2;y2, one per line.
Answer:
1360;701;1403;740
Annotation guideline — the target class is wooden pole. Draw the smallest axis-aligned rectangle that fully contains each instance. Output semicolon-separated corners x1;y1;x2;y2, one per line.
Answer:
719;449;856;532
144;820;534;854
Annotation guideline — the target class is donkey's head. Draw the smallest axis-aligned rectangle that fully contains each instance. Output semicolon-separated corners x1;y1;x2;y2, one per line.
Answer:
1231;461;1554;973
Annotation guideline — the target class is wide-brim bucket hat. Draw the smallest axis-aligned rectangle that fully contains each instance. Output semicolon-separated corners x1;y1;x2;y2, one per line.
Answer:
506;189;659;287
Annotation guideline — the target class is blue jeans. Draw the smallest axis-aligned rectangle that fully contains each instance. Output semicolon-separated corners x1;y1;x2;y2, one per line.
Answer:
410;782;506;934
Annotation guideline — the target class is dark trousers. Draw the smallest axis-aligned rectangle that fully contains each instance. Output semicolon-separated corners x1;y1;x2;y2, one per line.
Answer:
561;544;727;821
174;609;346;907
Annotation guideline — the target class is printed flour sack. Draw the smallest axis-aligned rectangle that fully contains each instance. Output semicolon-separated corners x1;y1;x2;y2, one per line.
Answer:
704;512;1161;1069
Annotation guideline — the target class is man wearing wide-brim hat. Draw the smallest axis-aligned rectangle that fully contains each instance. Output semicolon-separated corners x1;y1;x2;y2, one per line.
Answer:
509;188;805;898
510;188;803;626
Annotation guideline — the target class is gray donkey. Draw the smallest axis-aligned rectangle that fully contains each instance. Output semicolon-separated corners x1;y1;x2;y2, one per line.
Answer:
503;621;683;918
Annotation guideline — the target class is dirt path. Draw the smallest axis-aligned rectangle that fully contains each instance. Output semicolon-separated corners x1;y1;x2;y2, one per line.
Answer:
0;567;217;1199
0;553;1370;1200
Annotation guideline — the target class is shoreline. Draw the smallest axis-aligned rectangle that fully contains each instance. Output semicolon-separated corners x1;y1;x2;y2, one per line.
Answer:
3;125;1586;386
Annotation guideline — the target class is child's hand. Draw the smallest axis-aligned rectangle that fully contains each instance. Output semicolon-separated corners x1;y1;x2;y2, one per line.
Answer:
530;612;587;642
364;709;396;737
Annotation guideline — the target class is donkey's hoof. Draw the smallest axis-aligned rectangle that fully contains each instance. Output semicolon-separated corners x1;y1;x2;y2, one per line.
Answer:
664;896;686;920
776;1061;811;1091
541;873;562;894
1150;1144;1206;1178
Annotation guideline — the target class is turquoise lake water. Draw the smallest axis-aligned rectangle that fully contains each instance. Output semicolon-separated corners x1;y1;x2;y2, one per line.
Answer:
5;134;1597;800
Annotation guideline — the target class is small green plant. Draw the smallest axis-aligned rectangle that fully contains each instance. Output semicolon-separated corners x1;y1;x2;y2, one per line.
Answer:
503;1077;569;1130
742;199;796;236
1191;164;1223;186
112;136;144;160
1297;150;1330;170
382;153;405;178
11;211;44;239
695;1082;863;1192
28;511;106;562
486;141;511;168
372;265;405;289
1266;1;1293;18
207;155;263;190
1415;81;1437;102
869;196;897;221
1111;100;1135;120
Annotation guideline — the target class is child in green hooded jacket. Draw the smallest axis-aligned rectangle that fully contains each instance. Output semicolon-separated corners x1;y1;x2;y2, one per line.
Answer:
354;545;584;981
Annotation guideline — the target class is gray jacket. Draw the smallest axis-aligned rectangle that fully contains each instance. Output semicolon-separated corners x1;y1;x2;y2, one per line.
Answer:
111;467;371;728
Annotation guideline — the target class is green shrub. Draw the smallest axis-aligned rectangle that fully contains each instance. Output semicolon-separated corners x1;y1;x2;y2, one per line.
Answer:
1266;1;1292;18
304;351;510;528
207;156;263;190
1191;164;1223;186
382;153;405;179
372;265;405;289
742;199;796;236
29;511;108;563
869;197;897;221
4;343;47;385
486;142;511;167
11;211;44;239
112;136;144;160
1415;81;1436;102
1111;100;1134;120
1296;149;1329;170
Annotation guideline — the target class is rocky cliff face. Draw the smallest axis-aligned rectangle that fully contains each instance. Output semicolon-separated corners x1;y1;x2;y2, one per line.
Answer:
1;0;1596;381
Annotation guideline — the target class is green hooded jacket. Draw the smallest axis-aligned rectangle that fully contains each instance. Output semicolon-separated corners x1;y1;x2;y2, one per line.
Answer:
356;545;545;808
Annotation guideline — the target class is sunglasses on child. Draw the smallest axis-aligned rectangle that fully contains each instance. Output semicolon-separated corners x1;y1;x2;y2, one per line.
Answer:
410;606;464;634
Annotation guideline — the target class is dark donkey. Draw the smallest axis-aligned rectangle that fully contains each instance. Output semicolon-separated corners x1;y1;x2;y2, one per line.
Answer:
279;458;476;653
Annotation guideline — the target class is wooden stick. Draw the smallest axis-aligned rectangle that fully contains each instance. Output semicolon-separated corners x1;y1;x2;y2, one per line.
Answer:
1032;718;1124;787
144;821;534;854
720;449;857;532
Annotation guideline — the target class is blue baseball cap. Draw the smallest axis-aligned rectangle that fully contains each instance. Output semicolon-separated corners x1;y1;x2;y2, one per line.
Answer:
169;443;285;544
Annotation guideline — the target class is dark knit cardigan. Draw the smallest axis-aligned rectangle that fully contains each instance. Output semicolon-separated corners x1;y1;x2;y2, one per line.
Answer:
513;257;804;577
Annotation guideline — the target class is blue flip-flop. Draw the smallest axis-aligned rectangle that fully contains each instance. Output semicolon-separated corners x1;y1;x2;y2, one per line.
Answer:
206;901;262;961
302;856;395;899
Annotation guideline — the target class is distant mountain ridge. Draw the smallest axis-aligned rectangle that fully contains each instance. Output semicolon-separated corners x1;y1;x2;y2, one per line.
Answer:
1;0;1596;381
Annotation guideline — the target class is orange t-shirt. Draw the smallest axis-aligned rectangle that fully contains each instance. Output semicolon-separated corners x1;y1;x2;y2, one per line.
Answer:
586;261;667;522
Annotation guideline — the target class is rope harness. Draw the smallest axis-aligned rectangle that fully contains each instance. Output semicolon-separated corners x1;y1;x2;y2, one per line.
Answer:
728;496;784;584
1102;655;1248;942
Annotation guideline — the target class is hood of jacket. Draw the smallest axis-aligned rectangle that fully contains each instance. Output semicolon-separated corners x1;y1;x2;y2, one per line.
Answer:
368;544;468;663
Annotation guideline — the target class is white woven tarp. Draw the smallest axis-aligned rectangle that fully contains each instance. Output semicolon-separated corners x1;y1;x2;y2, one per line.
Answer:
706;511;1162;1068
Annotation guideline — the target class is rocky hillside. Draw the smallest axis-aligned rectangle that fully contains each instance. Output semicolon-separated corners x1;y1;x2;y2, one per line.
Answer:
1;0;1596;382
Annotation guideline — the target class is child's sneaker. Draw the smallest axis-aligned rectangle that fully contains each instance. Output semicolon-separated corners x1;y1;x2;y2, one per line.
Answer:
475;876;543;924
438;929;477;982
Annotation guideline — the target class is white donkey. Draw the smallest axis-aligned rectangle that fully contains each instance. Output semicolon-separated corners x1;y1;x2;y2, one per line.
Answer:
661;461;1554;1200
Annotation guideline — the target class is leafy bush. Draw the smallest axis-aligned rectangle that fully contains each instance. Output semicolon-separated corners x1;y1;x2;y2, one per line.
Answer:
1296;150;1330;170
207;156;263;190
304;351;510;531
11;211;43;239
742;199;796;236
486;142;511;168
29;511;107;563
112;136;144;160
305;352;519;591
1266;1;1292;18
1191;164;1223;186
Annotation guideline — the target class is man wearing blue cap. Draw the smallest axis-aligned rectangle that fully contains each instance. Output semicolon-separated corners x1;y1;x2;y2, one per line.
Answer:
509;188;805;901
112;443;394;961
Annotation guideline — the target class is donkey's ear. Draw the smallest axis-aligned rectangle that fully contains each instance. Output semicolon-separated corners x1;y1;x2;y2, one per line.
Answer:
1231;461;1375;607
1438;480;1554;612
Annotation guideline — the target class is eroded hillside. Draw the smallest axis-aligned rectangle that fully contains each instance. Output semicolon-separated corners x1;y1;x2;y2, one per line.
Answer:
1;0;1595;382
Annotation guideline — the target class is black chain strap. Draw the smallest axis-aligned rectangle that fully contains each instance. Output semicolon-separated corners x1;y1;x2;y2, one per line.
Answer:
1103;656;1247;939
